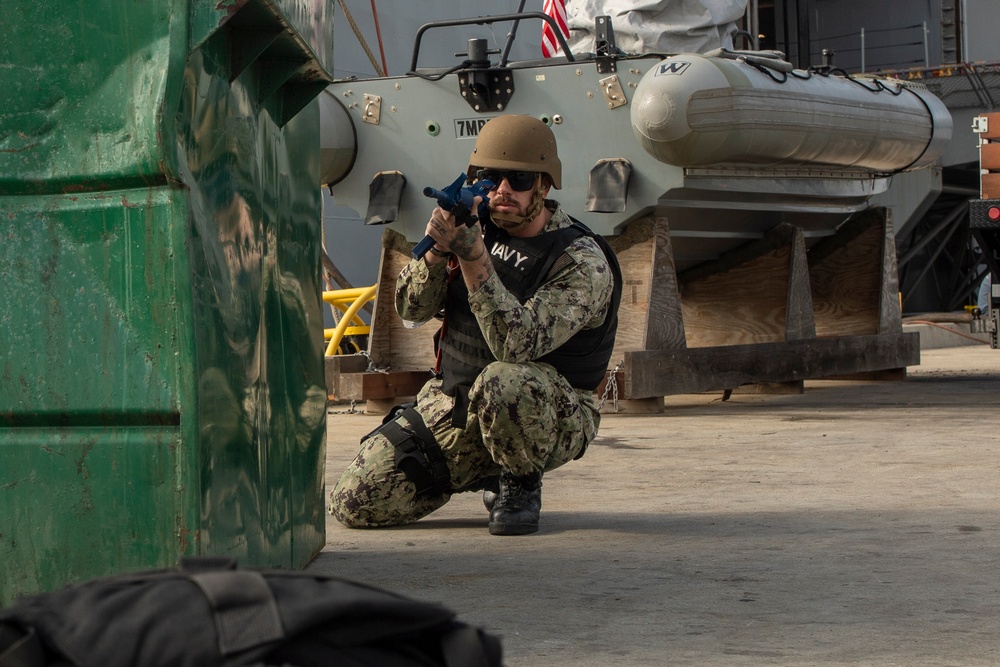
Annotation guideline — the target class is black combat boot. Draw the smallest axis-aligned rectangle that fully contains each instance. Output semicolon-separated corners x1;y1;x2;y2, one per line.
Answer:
488;469;542;536
482;476;500;512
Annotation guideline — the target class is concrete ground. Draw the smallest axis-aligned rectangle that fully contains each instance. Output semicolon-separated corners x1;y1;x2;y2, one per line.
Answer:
308;335;1000;666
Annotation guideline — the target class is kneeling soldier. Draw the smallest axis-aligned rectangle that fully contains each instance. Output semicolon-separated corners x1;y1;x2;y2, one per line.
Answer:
330;115;622;535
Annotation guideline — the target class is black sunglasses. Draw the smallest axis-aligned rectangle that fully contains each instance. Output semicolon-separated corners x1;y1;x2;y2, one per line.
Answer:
475;169;539;192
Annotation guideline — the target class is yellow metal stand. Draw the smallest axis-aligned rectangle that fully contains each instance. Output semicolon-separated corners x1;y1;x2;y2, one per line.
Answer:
323;285;377;356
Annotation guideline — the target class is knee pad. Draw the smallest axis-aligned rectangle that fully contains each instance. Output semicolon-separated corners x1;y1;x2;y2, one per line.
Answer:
368;403;451;498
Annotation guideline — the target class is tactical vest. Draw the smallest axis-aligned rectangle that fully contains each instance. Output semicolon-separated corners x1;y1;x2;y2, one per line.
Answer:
438;218;622;401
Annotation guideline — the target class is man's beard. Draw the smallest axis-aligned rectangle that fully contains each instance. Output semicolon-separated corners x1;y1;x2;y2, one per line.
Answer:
489;195;529;230
489;189;545;230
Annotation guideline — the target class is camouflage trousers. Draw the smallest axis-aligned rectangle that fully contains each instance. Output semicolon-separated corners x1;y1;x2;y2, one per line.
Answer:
329;361;600;528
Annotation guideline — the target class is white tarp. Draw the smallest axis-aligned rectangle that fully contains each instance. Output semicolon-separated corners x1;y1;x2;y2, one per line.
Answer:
563;0;750;55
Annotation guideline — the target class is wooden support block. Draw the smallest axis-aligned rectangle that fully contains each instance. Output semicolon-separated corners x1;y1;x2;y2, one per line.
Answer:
608;218;686;367
599;219;686;407
644;217;686;350
324;354;369;400
876;210;903;334
368;229;438;371
624;332;919;399
809;208;898;337
677;222;815;347
785;227;816;341
338;370;431;401
326;354;369;374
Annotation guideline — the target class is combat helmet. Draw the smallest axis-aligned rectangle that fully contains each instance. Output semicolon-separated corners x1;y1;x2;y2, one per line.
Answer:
468;115;562;189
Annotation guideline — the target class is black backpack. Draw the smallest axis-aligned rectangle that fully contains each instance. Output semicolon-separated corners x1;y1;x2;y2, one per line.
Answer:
0;558;502;667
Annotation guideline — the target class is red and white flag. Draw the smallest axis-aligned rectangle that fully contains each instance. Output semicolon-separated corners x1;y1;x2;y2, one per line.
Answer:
541;0;569;58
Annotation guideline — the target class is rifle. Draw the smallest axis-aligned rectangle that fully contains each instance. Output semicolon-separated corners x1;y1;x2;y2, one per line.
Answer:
411;174;494;259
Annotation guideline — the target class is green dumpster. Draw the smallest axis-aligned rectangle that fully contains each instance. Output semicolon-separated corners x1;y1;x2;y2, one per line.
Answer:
0;0;333;603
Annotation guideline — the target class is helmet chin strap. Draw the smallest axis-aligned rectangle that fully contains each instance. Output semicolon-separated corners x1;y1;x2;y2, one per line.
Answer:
489;177;547;227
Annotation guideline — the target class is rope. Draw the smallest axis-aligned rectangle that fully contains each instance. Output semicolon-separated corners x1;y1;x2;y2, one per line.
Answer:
337;0;385;77
905;319;991;345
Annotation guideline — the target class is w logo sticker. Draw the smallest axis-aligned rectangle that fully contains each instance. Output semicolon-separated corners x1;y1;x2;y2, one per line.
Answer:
655;61;691;76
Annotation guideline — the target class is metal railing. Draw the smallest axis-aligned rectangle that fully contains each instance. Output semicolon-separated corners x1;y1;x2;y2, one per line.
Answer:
323;285;376;356
881;61;999;110
812;22;930;73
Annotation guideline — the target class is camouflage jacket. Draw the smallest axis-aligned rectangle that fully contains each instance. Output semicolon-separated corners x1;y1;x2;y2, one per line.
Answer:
395;202;615;365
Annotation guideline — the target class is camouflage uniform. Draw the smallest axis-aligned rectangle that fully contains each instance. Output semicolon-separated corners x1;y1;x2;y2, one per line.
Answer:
330;202;614;527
